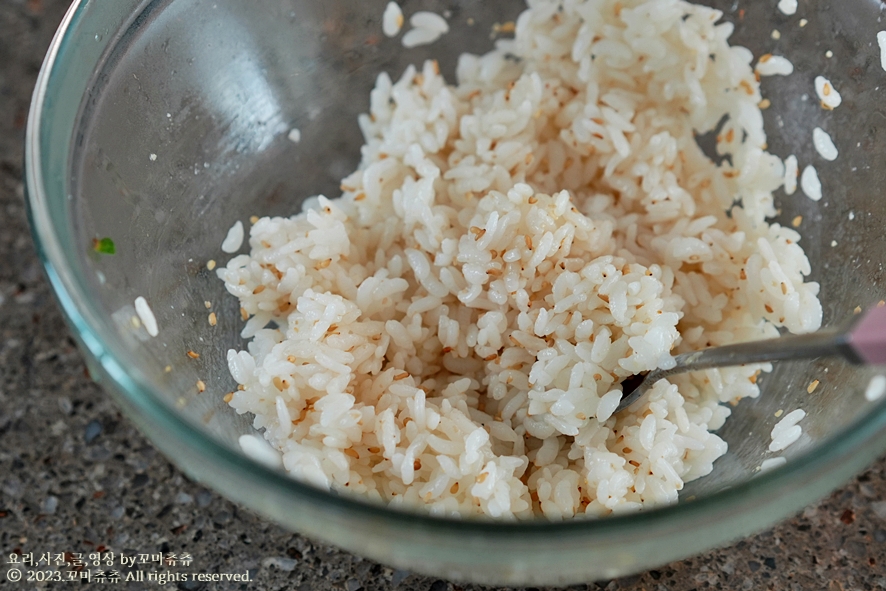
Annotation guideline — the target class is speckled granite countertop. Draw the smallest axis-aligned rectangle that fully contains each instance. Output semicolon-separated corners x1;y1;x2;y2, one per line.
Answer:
1;1;885;590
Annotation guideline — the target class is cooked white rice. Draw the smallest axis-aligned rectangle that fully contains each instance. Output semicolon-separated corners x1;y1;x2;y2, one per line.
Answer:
759;456;786;472
776;0;797;16
769;408;805;452
812;127;838;161
755;54;794;76
239;434;284;469
814;76;842;110
402;11;449;48
221;220;245;253
866;375;886;402
218;0;822;519
382;2;404;38
783;155;798;195
410;11;449;33
134;296;158;337
879;32;886;72
801;165;822;201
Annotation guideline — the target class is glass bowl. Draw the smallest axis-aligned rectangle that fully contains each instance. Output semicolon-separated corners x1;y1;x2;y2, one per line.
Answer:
25;0;886;585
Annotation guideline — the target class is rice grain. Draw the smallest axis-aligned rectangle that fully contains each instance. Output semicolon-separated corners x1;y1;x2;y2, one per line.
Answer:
218;0;822;519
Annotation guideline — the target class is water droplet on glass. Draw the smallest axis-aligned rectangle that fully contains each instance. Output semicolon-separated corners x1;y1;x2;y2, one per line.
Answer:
94;34;102;42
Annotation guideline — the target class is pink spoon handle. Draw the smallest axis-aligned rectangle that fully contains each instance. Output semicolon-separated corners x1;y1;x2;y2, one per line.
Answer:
847;305;886;365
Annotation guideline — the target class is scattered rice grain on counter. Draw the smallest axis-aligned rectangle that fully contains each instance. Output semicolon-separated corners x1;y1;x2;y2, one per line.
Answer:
801;165;822;201
218;0;823;519
814;76;842;110
777;0;797;16
287;128;301;143
383;2;404;37
221;220;245;253
769;409;805;452
812;127;838;161
134;296;158;337
866;375;886;402
879;32;886;72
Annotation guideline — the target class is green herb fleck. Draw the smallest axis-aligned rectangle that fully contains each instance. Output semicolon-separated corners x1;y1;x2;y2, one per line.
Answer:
93;237;116;255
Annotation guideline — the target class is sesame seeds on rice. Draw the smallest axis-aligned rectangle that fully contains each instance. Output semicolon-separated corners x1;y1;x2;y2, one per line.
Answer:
217;0;822;519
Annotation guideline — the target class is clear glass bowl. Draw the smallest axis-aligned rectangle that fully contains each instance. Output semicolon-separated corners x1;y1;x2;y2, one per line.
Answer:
25;0;886;585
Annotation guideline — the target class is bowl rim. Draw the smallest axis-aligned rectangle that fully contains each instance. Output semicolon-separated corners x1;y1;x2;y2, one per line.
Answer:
24;0;886;541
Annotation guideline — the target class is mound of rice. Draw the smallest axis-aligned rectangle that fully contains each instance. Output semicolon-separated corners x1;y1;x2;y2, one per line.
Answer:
218;0;822;519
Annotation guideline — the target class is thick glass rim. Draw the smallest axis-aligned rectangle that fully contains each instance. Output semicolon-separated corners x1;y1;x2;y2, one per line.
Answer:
24;0;886;543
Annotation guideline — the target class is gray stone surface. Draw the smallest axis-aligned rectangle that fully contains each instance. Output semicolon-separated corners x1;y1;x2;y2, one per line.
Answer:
1;1;885;589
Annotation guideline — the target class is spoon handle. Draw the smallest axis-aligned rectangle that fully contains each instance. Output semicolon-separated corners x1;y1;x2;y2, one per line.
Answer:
616;305;886;413
664;325;852;377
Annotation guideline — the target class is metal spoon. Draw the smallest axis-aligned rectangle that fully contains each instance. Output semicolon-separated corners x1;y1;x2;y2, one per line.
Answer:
615;305;886;414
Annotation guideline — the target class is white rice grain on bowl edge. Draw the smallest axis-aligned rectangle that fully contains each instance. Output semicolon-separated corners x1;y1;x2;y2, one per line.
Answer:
812;127;838;161
801;165;823;201
783;155;798;195
217;0;823;520
134;296;158;337
814;76;842;110
755;54;794;76
769;409;806;452
221;220;244;253
866;375;886;402
239;434;283;469
382;2;404;37
402;11;448;48
777;0;797;16
760;457;787;472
